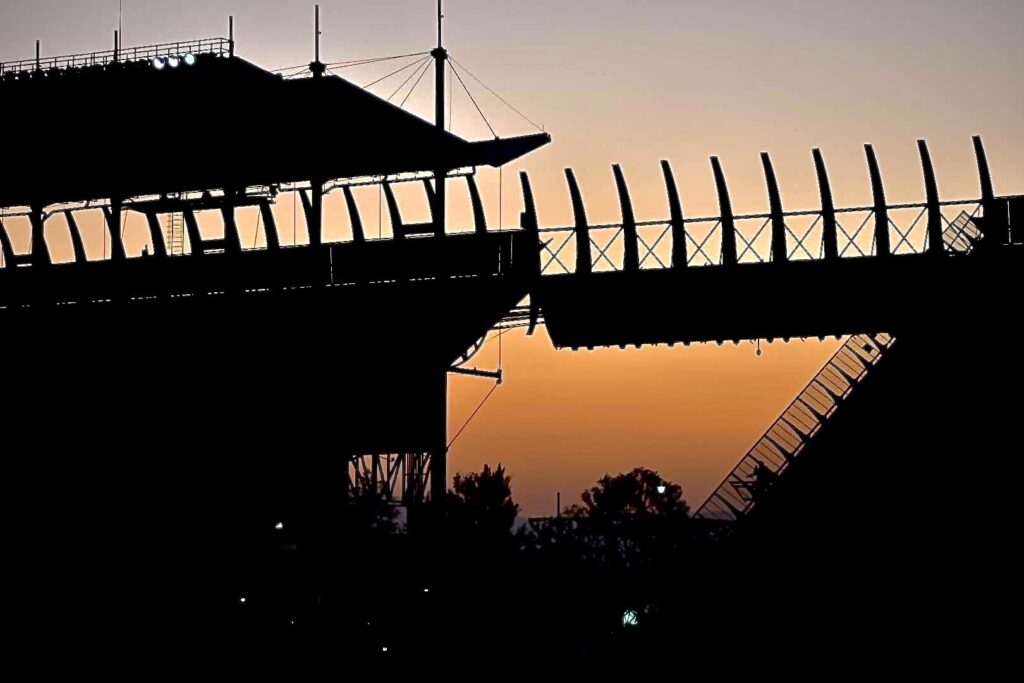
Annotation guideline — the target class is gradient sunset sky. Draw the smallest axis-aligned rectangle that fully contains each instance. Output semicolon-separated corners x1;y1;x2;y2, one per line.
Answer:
2;1;1021;515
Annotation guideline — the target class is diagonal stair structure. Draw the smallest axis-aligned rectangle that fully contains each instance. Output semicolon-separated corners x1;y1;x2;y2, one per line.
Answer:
695;214;984;522
694;332;896;521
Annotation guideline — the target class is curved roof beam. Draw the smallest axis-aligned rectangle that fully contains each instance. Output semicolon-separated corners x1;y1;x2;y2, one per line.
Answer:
612;164;639;272
63;210;89;264
661;160;686;269
466;175;487;235
710;157;737;266
813;148;838;261
864;144;891;257
761;152;787;263
917;140;943;255
342;187;365;243
565;168;591;275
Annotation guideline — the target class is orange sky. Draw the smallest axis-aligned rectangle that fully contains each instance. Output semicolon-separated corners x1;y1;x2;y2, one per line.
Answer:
2;1;1022;515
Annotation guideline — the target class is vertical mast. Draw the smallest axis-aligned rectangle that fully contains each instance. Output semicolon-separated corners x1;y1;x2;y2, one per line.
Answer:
430;0;448;506
311;4;324;77
431;0;447;239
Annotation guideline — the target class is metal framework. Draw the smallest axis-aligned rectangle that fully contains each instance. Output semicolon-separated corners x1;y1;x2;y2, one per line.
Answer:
1;127;1019;507
694;212;985;522
532;138;1017;277
348;453;431;506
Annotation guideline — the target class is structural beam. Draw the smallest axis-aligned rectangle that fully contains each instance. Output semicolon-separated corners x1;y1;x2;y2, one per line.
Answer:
143;212;168;258
63;211;89;264
221;193;242;254
917;140;944;256
184;209;203;256
0;218;16;267
710;157;737;266
383;182;404;239
519;171;542;335
466;175;488;235
342;187;365;243
865;144;891;257
973;135;1007;245
565;168;591;275
30;207;52;267
974;135;995;205
661;160;686;269
422;178;438;228
813;148;839;261
300;184;323;246
103;201;127;261
258;200;281;250
613;164;639;272
761;153;787;263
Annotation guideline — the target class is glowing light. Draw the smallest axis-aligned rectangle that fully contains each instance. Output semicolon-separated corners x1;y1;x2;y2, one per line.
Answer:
152;57;166;70
622;609;639;627
275;522;284;530
167;56;180;69
656;485;667;494
183;53;196;67
239;596;247;604
423;588;429;593
382;646;389;653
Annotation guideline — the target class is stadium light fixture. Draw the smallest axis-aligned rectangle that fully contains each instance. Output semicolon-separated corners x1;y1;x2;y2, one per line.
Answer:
152;57;166;70
167;55;180;69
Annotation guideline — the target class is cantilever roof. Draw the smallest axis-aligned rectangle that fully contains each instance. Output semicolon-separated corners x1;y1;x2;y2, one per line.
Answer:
0;53;550;207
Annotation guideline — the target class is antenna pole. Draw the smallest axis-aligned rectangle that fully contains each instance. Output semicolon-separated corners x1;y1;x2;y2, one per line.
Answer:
35;40;40;70
429;0;449;509
310;4;325;77
114;30;119;63
229;16;235;57
431;0;448;236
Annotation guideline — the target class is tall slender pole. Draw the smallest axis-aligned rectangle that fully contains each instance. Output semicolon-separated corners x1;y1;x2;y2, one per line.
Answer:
35;40;40;70
432;0;447;238
229;16;235;57
430;0;449;507
310;5;325;77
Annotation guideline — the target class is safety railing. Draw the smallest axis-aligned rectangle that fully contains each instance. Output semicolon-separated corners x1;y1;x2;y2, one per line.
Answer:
535;200;990;276
1;37;231;77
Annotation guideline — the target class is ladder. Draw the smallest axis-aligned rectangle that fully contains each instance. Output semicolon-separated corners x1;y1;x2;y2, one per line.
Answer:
165;212;185;256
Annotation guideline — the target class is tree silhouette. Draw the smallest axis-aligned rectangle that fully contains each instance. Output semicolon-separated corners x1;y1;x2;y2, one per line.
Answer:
576;467;689;520
446;464;520;537
562;467;691;569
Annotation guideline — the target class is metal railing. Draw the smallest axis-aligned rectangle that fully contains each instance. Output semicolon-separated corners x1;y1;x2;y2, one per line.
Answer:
536;199;991;276
1;37;231;77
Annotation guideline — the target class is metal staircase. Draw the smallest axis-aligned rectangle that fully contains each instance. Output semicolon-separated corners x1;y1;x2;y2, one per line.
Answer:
695;213;985;522
695;333;896;521
944;211;983;254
